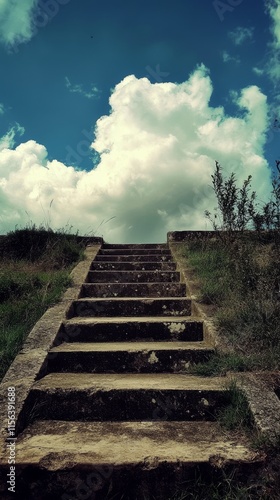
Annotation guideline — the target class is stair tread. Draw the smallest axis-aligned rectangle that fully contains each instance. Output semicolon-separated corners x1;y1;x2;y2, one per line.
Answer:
64;316;203;324
6;420;258;467
33;373;226;391
89;270;176;275
83;282;183;285
50;341;213;352
75;297;190;302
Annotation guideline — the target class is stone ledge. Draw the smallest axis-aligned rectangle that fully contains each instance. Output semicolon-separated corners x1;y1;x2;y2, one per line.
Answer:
239;373;280;445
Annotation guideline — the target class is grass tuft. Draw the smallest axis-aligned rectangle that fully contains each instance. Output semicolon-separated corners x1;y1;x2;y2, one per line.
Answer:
216;381;253;432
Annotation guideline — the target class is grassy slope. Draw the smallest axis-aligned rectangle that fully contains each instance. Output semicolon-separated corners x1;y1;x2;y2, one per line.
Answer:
0;228;86;381
182;235;280;374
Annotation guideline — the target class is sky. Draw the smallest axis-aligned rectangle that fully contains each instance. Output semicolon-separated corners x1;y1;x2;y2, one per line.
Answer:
0;0;280;243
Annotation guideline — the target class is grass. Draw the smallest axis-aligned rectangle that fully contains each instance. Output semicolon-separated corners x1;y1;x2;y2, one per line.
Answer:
0;226;86;380
216;380;253;432
183;235;280;371
190;353;257;376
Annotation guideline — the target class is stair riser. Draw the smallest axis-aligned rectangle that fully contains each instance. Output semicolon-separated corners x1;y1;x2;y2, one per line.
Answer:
87;271;180;283
70;299;192;318
98;249;171;255
90;262;177;271
80;283;186;298
95;255;174;262
47;349;214;373
0;461;258;500
61;321;204;342
27;389;226;421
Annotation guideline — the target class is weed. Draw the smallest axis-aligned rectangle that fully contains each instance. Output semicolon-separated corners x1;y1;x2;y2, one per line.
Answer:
204;161;256;237
205;160;280;241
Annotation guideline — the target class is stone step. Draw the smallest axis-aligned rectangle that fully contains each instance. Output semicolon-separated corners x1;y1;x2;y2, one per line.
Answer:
69;298;192;318
80;282;187;298
90;261;177;271
61;317;204;342
98;249;171;255
87;270;180;283
0;420;259;499
103;243;167;249
95;254;174;262
47;341;214;373
27;373;228;421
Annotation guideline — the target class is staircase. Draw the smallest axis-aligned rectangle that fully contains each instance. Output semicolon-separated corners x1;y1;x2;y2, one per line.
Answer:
0;244;259;499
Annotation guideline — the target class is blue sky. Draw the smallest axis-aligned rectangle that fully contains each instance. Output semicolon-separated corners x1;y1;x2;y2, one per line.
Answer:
0;0;280;242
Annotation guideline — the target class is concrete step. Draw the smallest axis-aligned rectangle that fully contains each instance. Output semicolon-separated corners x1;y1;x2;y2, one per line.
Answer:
27;373;228;421
47;341;214;373
87;270;180;282
98;249;171;255
61;317;204;342
80;282;187;298
95;254;174;262
0;420;259;499
69;298;192;318
103;243;167;249
90;261;177;271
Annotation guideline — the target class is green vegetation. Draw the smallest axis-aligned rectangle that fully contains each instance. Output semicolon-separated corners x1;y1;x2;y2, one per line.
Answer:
216;381;253;432
182;159;280;372
0;226;86;380
191;353;256;376
205;160;280;234
184;235;280;371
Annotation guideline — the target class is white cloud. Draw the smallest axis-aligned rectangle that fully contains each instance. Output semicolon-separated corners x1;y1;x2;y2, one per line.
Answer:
0;103;4;115
228;27;254;46
0;123;25;152
0;0;37;47
0;67;272;242
265;0;280;80
252;67;265;76
65;77;100;99
222;51;240;64
267;0;280;45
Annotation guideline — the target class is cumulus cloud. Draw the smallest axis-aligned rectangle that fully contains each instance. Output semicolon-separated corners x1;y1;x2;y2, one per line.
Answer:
0;66;272;242
65;77;100;99
228;27;254;46
0;0;37;48
265;0;280;81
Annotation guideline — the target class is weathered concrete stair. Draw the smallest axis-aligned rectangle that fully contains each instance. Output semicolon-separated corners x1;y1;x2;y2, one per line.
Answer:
0;243;260;499
48;342;213;373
